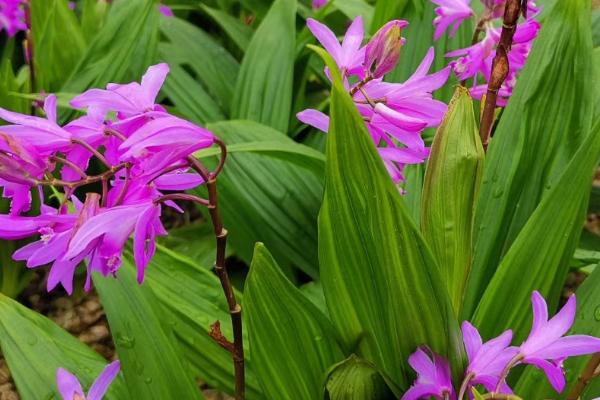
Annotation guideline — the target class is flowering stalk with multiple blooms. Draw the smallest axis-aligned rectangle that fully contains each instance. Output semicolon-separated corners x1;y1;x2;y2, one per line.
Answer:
298;17;450;184
402;291;600;399
57;361;120;400
0;63;245;399
432;0;540;108
0;0;26;37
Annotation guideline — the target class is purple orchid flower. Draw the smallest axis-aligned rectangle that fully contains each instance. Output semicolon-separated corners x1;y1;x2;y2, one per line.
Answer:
306;16;366;79
458;321;517;397
312;0;327;9
70;63;170;121
439;0;540;106
0;0;27;37
57;360;120;400
516;291;600;393
402;347;455;400
365;20;409;79
158;4;174;17
431;0;474;40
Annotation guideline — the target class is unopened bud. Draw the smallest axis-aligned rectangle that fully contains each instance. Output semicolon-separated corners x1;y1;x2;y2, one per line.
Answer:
0;153;36;185
365;20;408;79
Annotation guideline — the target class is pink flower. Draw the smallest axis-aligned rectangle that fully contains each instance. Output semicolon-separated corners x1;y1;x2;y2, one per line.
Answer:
364;20;409;79
431;0;474;40
402;347;455;400
460;321;517;396
57;360;120;400
70;63;170;120
0;0;26;37
312;0;327;9
158;4;174;17
306;16;366;79
517;291;600;393
299;45;449;184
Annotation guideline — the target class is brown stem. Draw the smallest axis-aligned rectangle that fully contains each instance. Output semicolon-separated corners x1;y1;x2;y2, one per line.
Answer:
35;162;130;189
567;353;600;400
71;139;111;168
113;166;132;207
101;178;108;207
50;155;87;179
188;155;245;400
154;193;210;207
349;75;374;96
478;0;521;151
24;1;35;100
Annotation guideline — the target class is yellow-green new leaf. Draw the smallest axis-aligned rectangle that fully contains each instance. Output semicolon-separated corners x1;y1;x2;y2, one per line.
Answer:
421;87;484;313
315;47;463;388
245;244;344;400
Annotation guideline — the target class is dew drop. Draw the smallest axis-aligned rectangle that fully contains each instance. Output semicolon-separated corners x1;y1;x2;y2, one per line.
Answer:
144;377;153;385
593;306;600;321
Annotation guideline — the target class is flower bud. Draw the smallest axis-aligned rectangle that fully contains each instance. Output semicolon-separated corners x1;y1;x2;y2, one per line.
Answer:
365;20;408;79
0;152;36;185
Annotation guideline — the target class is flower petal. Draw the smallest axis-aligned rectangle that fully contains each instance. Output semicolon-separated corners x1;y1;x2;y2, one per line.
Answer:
87;360;121;400
56;368;84;400
297;109;330;133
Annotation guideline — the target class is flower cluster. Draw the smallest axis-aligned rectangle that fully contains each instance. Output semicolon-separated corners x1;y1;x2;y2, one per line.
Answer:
0;0;26;37
297;17;450;184
402;291;600;399
57;361;120;400
0;63;221;294
433;0;540;106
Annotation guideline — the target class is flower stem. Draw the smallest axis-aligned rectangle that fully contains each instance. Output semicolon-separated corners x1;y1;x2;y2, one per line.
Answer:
187;153;245;400
478;0;521;151
457;372;475;400
567;353;600;400
71;139;111;169
494;353;523;394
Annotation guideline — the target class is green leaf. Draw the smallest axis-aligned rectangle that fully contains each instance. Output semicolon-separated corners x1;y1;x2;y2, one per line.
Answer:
332;0;374;29
315;46;462;388
157;222;221;269
159;16;239;115
245;243;344;400
0;294;128;400
464;0;595;317
80;0;109;43
31;0;86;91
94;262;204;400
323;355;397;400
0;57;29;114
204;120;323;278
421;87;484;314
200;5;254;51
232;0;296;132
0;241;31;298
194;139;326;175
471;118;600;342
371;0;416;33
160;61;226;124
60;0;159;120
515;263;600;398
142;245;264;399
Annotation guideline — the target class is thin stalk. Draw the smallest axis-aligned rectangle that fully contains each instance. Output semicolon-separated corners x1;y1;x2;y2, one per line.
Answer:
50;155;87;179
71;139;111;168
458;372;475;400
24;1;35;101
494;353;523;394
187;155;245;400
35;162;130;189
567;353;600;400
154;193;210;207
478;0;521;151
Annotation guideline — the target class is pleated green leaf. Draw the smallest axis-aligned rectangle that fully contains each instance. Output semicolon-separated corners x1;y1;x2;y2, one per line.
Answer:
515;264;600;398
61;0;158;115
200;5;254;51
245;243;344;400
31;0;86;91
315;47;462;388
0;294;128;400
159;16;239;115
141;246;264;399
94;263;203;400
472;119;600;342
204;120;322;278
324;355;397;400
160;61;225;125
464;0;595;317
371;0;419;33
421;87;484;314
232;0;296;132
